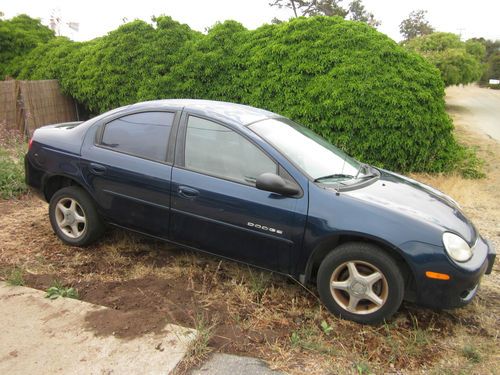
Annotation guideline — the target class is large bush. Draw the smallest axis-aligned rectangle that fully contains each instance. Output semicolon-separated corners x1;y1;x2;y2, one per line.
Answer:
10;16;467;174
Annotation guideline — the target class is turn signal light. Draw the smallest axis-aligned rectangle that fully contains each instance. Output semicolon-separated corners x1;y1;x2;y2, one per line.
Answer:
425;271;450;280
28;138;33;150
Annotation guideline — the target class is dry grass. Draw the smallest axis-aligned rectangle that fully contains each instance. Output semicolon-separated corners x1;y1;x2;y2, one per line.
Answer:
1;203;496;374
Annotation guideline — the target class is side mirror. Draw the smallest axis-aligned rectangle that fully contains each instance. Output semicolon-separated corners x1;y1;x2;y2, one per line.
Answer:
256;173;300;196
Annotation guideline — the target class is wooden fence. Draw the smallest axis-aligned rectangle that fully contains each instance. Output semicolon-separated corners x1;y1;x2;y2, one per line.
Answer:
0;80;78;136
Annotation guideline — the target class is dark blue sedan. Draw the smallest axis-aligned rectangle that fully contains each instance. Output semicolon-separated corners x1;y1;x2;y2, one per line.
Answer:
25;100;496;324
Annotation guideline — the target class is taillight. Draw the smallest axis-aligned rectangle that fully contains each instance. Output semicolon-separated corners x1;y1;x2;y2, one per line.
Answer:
28;138;33;150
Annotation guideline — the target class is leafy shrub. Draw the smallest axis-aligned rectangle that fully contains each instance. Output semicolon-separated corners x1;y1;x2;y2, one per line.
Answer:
404;33;484;86
11;16;472;174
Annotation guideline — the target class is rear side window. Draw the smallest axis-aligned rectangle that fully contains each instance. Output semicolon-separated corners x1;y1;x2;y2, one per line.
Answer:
101;112;174;162
184;116;276;185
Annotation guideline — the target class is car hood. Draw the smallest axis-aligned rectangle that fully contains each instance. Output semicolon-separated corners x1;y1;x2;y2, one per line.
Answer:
343;169;477;245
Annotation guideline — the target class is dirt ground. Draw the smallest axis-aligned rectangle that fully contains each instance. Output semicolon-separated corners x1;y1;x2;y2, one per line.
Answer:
0;86;498;374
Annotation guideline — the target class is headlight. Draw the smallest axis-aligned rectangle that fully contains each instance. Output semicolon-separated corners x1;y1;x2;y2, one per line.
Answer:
442;232;472;262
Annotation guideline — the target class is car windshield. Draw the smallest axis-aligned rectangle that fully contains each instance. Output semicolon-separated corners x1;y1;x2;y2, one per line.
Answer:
250;118;368;183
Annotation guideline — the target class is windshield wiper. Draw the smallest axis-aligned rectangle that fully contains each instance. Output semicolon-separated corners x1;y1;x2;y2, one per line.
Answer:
314;164;377;183
314;174;355;182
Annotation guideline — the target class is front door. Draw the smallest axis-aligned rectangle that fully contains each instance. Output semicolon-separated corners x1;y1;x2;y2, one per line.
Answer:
170;115;308;272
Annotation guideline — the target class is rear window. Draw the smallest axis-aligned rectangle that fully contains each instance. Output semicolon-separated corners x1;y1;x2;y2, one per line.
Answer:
101;112;174;162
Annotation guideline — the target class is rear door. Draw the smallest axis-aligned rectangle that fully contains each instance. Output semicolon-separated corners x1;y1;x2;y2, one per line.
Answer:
81;110;179;238
169;114;308;272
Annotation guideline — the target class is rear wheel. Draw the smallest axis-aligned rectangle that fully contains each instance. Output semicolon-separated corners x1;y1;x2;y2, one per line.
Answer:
317;242;404;324
49;186;104;246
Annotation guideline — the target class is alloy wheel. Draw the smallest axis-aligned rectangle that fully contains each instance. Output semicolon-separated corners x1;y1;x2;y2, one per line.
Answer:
329;260;389;315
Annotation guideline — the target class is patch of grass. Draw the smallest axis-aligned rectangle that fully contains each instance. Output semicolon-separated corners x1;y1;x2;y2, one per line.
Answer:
247;269;271;302
6;267;24;286
290;324;336;355
455;145;485;179
174;315;215;374
354;361;371;374
405;315;431;356
0;133;28;199
461;344;481;363
45;281;79;300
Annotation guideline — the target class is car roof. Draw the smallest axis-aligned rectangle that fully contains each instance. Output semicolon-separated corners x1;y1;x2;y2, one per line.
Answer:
128;99;282;126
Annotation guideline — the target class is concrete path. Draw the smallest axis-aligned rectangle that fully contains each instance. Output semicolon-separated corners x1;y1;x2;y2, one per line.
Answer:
191;353;283;375
0;282;195;375
446;85;500;141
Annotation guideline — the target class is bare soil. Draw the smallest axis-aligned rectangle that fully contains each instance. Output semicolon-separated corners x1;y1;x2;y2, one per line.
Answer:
0;86;498;374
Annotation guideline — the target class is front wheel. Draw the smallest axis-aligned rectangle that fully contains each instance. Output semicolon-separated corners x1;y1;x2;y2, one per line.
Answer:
317;242;404;324
49;186;104;246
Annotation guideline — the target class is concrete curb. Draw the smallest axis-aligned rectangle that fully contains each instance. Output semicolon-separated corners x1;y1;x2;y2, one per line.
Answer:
0;282;195;375
191;353;284;375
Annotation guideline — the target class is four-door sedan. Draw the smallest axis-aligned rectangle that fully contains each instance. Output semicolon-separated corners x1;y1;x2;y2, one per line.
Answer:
25;99;496;324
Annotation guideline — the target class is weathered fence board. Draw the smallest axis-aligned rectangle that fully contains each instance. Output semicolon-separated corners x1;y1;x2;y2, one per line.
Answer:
0;80;17;131
0;80;77;135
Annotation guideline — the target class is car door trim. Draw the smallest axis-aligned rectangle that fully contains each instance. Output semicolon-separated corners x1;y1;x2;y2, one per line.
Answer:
102;189;170;210
170;207;294;245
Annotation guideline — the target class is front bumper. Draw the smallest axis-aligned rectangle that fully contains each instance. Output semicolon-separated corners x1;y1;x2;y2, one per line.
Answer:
400;236;495;309
485;238;496;275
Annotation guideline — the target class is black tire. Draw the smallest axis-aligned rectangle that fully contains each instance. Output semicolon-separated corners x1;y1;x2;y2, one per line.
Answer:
317;242;404;324
49;186;104;246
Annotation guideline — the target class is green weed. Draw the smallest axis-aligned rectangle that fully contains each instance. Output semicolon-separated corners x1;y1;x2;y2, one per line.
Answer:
320;320;333;335
354;361;371;374
461;344;481;363
45;281;79;299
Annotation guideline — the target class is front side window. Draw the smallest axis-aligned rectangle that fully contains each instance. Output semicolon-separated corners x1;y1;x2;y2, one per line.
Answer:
184;116;276;184
101;112;174;162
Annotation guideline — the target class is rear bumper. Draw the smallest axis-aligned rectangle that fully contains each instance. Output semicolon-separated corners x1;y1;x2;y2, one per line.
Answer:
24;154;45;201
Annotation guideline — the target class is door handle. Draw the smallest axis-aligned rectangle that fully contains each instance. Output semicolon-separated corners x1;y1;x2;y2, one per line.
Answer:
89;163;106;175
178;186;199;199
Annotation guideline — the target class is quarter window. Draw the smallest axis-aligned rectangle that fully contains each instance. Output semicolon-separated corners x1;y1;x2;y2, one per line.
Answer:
184;116;276;184
101;112;174;162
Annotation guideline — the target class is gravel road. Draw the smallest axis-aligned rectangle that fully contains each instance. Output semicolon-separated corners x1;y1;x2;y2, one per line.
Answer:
446;85;500;141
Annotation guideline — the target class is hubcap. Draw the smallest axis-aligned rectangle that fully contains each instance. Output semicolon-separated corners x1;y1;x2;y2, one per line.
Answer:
330;260;389;315
55;198;86;239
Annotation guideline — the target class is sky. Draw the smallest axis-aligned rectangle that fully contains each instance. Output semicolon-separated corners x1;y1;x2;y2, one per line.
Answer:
1;0;499;42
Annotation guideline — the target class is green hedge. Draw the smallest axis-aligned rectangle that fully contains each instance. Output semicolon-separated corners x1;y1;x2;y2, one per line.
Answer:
0;14;54;78
10;16;468;174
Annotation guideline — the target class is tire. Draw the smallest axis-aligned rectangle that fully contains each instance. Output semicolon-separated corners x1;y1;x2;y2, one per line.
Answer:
317;242;404;324
49;186;104;246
